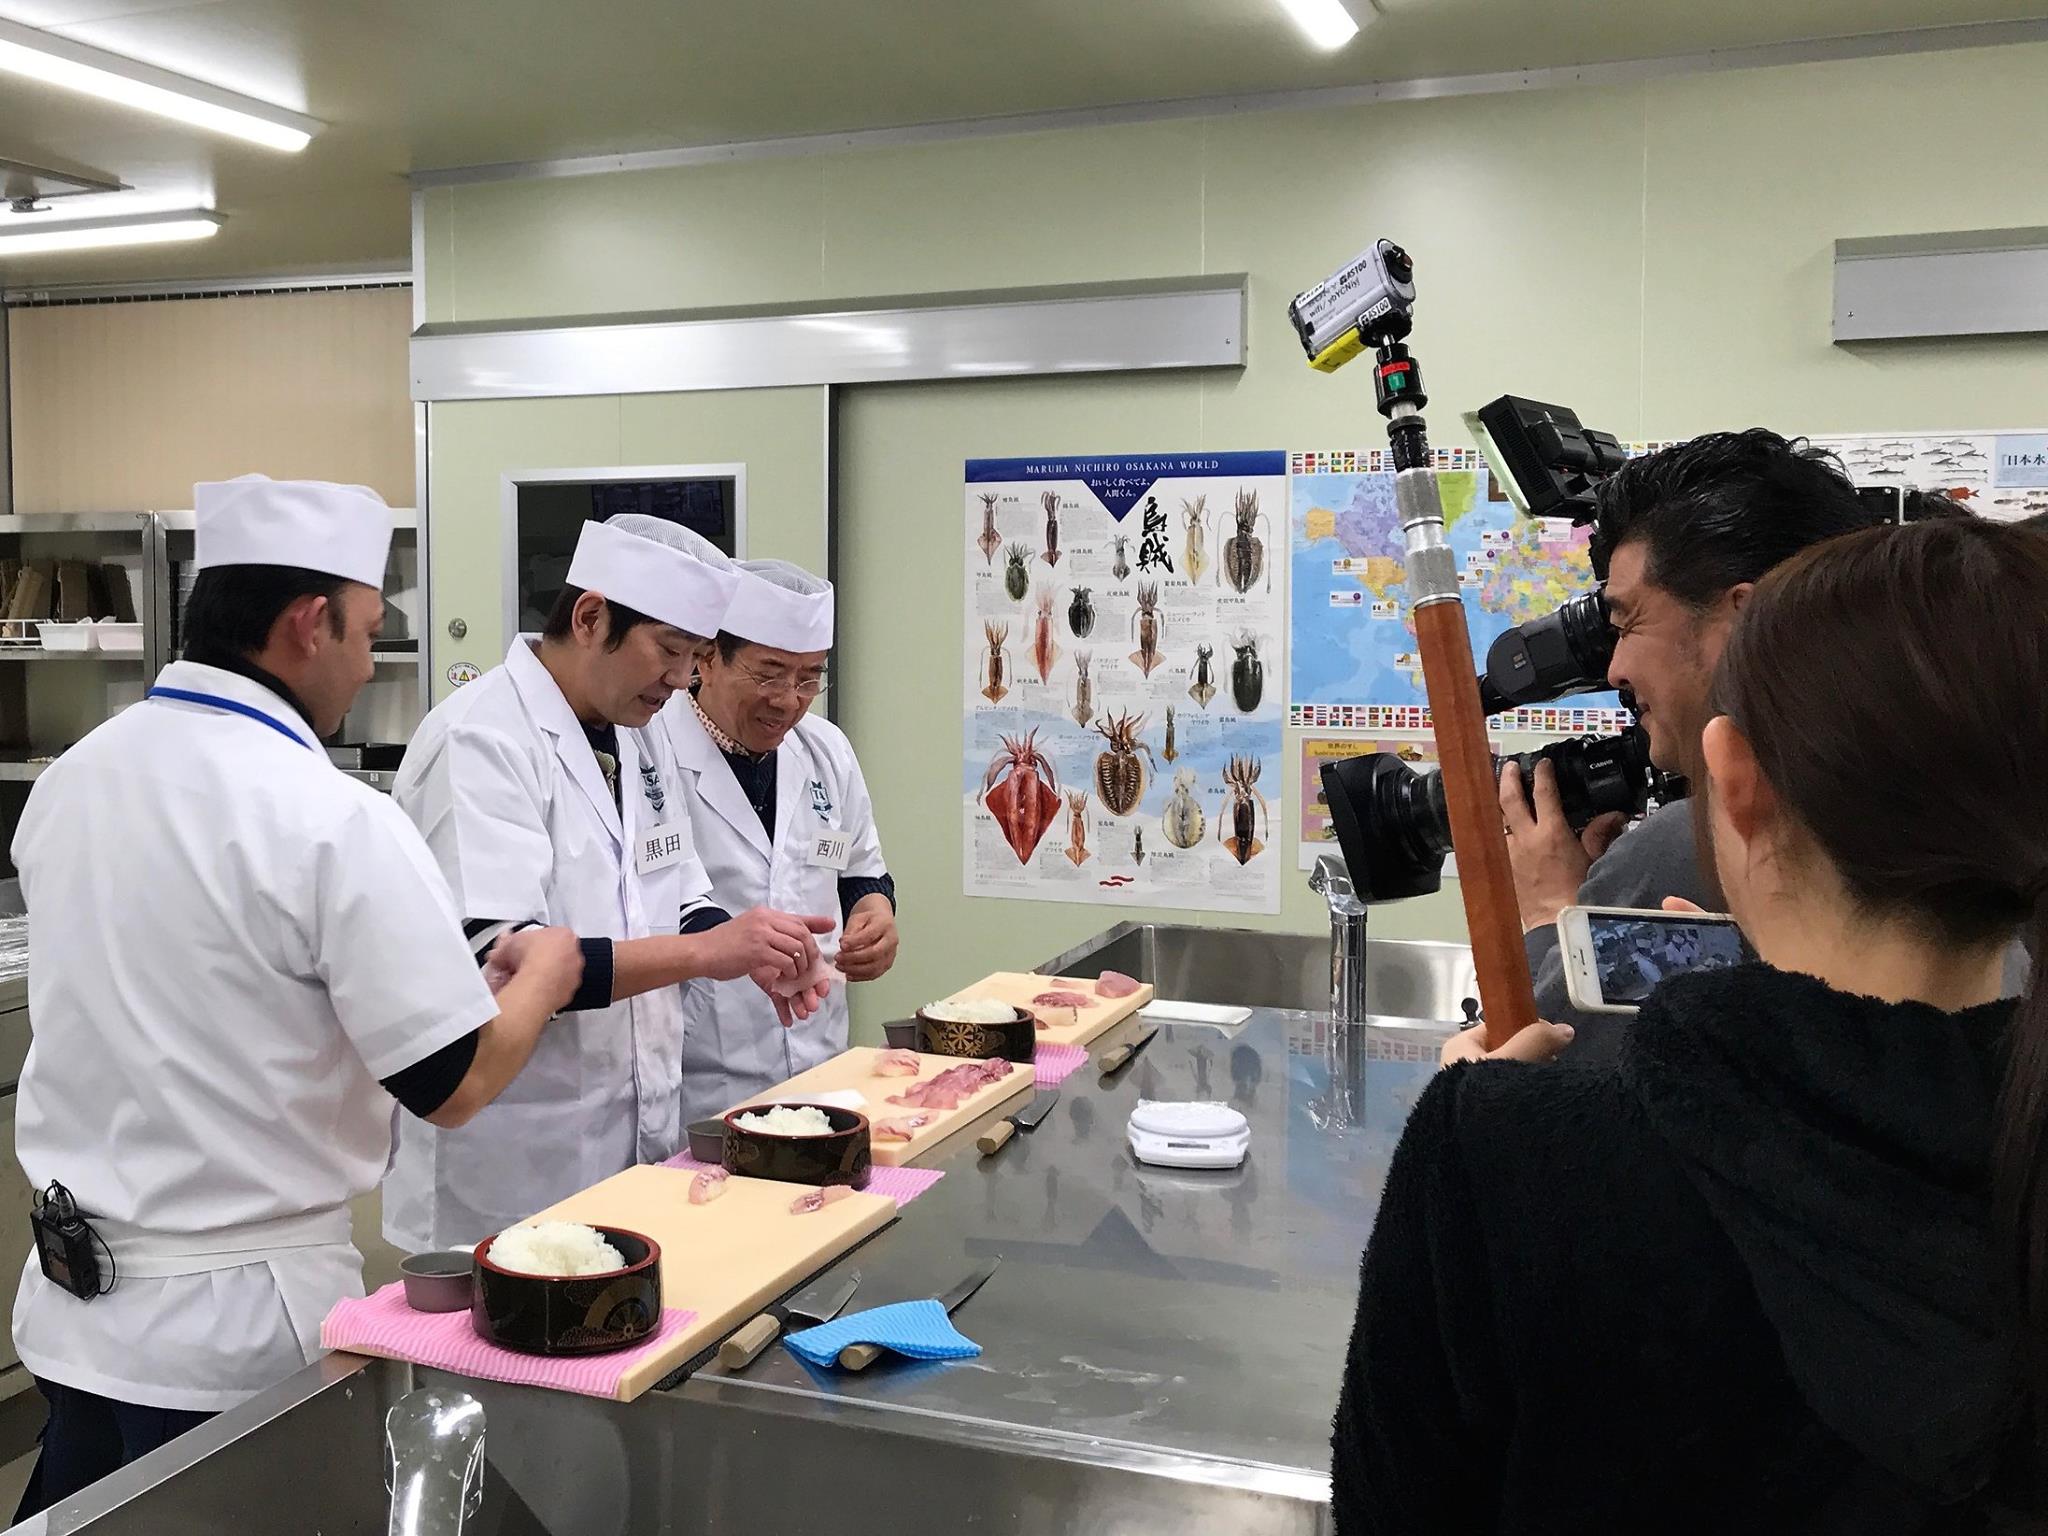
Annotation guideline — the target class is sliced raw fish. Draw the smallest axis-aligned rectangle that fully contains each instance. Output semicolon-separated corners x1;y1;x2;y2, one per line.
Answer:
1096;970;1143;999
1031;990;1093;1009
688;1168;730;1205
886;1057;1015;1111
873;1048;922;1077
789;1185;857;1215
874;1114;932;1143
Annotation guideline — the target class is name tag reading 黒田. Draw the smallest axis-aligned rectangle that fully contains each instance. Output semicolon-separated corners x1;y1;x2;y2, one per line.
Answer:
636;824;690;877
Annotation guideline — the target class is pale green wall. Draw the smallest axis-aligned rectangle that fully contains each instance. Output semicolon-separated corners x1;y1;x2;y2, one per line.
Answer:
425;387;826;685
419;43;2048;1030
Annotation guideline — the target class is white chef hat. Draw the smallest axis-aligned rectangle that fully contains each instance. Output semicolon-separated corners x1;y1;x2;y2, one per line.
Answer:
603;513;733;571
722;559;834;653
566;518;737;638
194;474;392;587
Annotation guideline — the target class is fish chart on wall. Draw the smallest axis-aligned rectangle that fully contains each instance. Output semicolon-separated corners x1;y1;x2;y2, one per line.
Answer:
1286;448;1629;735
1804;429;2048;521
964;452;1285;914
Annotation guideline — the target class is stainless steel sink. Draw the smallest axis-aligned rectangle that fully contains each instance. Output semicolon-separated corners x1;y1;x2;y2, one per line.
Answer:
1037;921;1478;1024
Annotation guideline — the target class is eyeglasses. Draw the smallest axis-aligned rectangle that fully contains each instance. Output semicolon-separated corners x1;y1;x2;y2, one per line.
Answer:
734;661;829;699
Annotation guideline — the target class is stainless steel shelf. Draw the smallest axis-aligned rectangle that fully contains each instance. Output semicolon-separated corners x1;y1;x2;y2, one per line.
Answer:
154;509;418;532
0;648;142;662
0;758;53;782
340;769;396;792
0;514;149;535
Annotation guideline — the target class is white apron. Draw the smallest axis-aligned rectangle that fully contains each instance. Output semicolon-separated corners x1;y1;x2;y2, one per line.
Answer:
12;662;496;1409
662;702;889;1122
385;640;708;1252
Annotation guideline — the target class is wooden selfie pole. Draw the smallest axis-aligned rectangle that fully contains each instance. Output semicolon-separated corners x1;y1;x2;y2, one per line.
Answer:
1364;318;1539;1046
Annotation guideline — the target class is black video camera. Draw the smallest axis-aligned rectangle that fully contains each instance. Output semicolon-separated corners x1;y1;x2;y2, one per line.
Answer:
1317;390;1676;903
1321;724;1678;902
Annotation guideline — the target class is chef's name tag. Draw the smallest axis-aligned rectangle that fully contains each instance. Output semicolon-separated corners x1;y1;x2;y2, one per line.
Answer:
636;823;690;877
807;830;851;871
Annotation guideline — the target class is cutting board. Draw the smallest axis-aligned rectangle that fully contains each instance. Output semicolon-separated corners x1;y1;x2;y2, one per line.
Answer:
736;1047;1034;1165
941;970;1156;1048
528;1164;894;1399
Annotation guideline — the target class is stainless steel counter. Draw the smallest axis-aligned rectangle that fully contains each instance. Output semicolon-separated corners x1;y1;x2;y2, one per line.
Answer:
684;1006;1444;1479
8;925;1463;1535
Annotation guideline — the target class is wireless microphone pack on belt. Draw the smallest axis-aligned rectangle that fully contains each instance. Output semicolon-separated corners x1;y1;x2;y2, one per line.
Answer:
32;1181;111;1300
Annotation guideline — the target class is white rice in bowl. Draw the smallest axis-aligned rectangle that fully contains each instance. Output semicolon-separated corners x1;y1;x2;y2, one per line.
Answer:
733;1104;836;1137
922;998;1021;1024
488;1221;626;1277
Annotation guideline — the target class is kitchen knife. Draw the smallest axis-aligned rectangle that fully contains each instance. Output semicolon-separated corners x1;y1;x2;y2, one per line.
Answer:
718;1271;860;1371
1097;1021;1160;1075
976;1088;1059;1155
838;1258;1001;1372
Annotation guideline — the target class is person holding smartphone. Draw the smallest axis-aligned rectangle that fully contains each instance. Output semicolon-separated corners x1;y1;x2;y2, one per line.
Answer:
1333;519;2048;1531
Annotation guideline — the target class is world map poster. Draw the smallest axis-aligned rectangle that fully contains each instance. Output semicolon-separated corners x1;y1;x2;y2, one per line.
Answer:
1285;448;1629;735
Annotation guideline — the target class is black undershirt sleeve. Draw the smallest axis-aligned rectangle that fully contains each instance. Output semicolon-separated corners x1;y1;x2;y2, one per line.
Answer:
680;904;731;935
837;873;896;923
462;917;615;1015
381;1030;481;1121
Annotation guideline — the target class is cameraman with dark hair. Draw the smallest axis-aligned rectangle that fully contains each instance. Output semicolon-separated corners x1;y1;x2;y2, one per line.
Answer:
1502;429;1873;1058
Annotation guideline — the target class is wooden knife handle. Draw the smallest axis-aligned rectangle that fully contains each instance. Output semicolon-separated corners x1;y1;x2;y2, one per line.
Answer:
977;1119;1016;1156
838;1342;885;1371
718;1313;781;1371
1098;1042;1133;1073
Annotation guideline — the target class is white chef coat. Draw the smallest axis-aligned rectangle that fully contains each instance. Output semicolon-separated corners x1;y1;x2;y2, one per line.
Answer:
11;661;496;1412
385;638;711;1252
662;701;888;1122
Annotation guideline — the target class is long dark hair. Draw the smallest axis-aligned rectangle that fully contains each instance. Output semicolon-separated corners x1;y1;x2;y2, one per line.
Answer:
1708;518;2048;1444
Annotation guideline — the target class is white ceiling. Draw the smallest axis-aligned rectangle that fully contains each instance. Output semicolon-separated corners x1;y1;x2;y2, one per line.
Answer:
0;0;2044;288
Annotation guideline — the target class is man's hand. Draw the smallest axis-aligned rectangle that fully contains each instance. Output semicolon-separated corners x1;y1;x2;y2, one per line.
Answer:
1500;761;1623;933
482;925;584;1013
1438;1018;1575;1069
758;972;834;1029
694;907;835;984
836;895;899;983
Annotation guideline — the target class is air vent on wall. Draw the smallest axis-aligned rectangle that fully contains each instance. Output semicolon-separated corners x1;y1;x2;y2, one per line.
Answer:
5;275;410;308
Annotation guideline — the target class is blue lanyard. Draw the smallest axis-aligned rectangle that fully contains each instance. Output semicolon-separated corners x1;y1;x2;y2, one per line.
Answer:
146;687;312;751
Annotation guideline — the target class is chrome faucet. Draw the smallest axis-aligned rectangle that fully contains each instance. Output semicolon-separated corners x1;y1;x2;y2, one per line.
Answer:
1310;854;1369;1028
385;1386;486;1536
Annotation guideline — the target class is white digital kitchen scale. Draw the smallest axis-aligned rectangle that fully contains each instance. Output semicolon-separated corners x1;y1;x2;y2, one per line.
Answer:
1126;1100;1251;1170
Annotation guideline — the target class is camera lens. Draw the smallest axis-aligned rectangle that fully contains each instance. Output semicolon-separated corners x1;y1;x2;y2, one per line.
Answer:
1478;588;1617;713
1319;724;1676;903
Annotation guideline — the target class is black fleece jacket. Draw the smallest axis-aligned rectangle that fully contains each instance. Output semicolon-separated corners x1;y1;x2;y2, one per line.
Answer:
1332;963;2037;1534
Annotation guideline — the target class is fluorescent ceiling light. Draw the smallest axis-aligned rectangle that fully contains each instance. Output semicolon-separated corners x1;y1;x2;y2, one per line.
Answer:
0;211;223;255
0;17;319;152
1275;0;1362;50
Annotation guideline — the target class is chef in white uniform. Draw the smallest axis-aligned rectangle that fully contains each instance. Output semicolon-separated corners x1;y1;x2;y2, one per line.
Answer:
661;557;899;1122
387;518;836;1252
9;476;583;1518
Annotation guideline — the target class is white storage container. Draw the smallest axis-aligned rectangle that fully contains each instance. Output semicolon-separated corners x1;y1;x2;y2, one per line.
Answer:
34;621;96;652
93;622;143;654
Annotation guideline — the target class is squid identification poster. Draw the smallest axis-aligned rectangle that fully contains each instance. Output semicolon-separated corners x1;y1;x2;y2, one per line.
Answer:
962;452;1285;915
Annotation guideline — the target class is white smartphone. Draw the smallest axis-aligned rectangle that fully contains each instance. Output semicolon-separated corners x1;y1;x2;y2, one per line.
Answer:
1557;904;1746;1014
